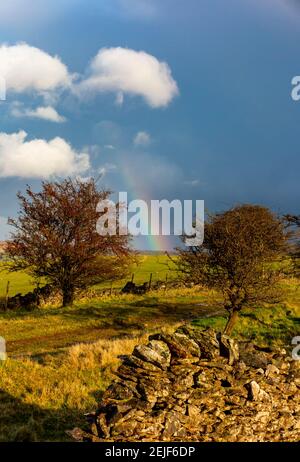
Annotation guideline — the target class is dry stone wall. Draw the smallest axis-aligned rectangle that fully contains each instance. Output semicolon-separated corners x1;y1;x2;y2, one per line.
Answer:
74;326;300;442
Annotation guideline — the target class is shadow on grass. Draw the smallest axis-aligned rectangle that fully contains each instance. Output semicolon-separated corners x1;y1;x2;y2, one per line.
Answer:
0;389;86;442
66;304;224;328
289;316;300;325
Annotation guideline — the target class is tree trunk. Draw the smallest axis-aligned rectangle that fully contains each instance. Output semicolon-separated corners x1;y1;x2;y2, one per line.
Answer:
223;309;239;336
62;286;74;307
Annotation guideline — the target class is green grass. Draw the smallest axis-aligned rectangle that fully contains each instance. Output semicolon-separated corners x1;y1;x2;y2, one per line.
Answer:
192;304;300;346
192;278;300;347
0;255;177;296
0;287;219;356
0;255;299;441
0;268;36;297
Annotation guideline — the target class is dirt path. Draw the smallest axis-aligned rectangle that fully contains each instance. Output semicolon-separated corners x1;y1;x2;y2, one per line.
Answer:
8;306;226;359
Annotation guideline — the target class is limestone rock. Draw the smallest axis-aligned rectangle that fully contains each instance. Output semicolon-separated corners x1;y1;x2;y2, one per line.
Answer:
179;326;220;360
133;341;170;370
245;381;270;402
73;326;300;443
265;364;280;378
149;332;196;359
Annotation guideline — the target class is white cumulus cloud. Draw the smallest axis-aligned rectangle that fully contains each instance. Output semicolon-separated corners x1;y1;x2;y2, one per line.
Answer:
0;131;90;178
0;43;178;110
77;47;179;108
11;105;66;123
134;131;151;146
0;43;72;95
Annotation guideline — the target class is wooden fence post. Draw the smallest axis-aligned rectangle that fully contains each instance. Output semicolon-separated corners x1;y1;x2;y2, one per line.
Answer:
5;281;10;310
149;273;153;290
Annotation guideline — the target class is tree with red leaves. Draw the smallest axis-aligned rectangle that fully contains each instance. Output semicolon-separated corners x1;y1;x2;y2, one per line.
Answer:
6;178;133;306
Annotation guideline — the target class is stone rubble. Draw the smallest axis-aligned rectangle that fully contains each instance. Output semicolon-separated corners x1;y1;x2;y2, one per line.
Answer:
74;326;300;442
4;284;55;311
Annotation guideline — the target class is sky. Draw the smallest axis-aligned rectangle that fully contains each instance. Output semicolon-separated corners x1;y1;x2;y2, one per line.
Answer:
0;0;300;250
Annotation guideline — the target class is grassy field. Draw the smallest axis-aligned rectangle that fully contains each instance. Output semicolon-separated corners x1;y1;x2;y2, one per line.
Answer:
0;255;299;441
0;254;176;297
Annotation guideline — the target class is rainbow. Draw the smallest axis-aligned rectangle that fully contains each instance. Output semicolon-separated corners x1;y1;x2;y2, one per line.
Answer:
118;181;171;251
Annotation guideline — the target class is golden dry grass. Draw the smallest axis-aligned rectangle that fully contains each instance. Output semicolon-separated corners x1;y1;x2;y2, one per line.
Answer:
0;322;182;442
0;333;149;441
